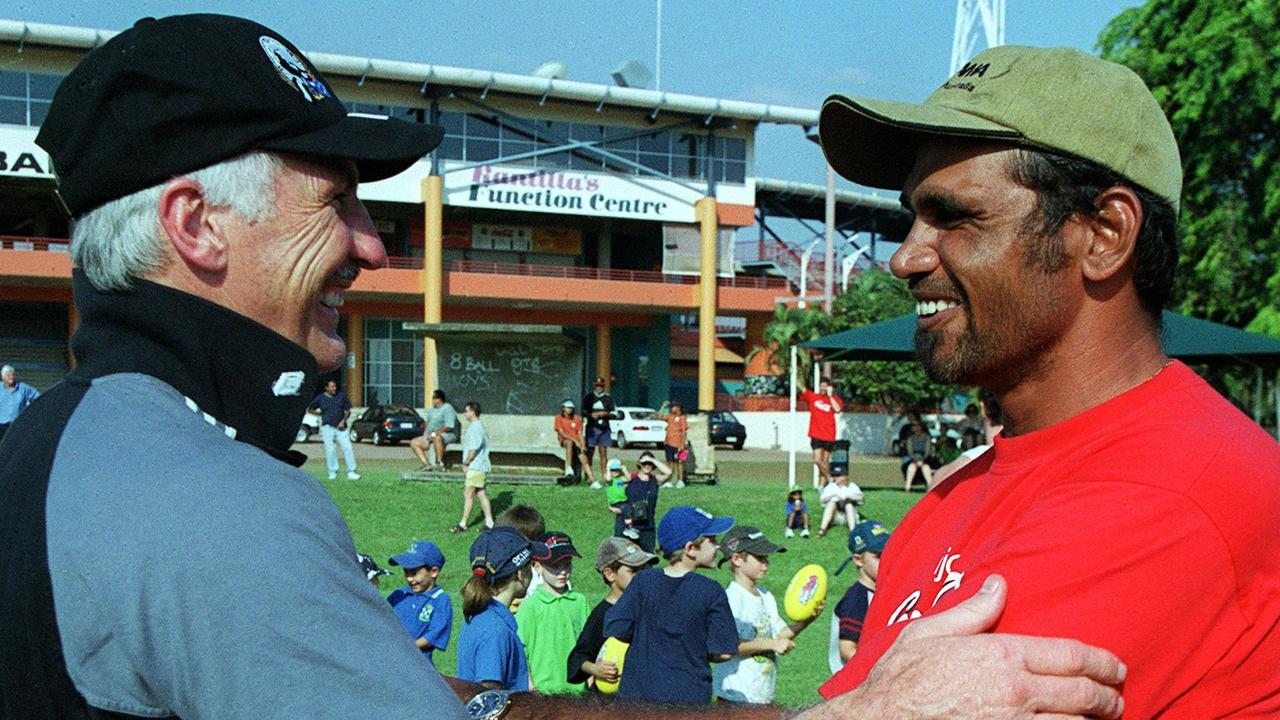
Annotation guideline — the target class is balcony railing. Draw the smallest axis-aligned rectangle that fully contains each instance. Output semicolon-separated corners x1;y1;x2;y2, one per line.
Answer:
2;236;790;290
1;235;69;252
395;257;790;289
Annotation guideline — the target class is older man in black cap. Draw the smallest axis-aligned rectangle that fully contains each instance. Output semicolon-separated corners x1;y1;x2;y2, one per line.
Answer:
0;14;459;719
0;17;1129;720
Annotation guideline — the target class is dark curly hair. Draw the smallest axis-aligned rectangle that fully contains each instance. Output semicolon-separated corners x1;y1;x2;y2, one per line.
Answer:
1006;149;1178;324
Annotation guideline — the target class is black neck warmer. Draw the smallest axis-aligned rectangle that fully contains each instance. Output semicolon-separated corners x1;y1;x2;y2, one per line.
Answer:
68;271;320;466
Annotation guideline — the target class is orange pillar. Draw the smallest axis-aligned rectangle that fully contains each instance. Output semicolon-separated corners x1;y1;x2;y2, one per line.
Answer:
422;176;444;402
346;312;364;406
596;324;612;387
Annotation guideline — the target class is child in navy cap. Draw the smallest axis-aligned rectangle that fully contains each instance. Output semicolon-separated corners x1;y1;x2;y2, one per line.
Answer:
386;541;452;666
456;527;538;691
516;532;590;695
828;519;891;674
356;552;392;588
603;505;739;704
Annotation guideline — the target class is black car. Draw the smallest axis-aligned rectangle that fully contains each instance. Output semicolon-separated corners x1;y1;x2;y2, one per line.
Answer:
349;405;424;446
708;410;747;450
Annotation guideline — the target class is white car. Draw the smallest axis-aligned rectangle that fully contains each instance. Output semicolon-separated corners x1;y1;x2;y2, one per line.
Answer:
612;406;667;449
295;412;321;443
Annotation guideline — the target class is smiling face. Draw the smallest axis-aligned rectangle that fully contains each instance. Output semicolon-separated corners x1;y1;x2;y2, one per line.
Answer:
404;565;440;594
222;154;386;371
891;142;1076;388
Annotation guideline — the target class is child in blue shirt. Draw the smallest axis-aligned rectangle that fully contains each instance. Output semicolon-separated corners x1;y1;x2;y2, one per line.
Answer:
604;505;739;705
456;527;538;691
386;541;453;666
784;489;811;538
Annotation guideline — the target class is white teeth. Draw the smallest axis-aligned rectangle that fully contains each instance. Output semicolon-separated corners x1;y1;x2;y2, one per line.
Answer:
320;290;345;309
916;300;959;317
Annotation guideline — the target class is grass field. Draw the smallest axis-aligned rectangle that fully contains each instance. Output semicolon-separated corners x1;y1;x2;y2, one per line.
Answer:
316;450;922;708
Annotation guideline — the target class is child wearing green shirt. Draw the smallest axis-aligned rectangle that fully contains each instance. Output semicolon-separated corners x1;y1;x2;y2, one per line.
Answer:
515;531;591;695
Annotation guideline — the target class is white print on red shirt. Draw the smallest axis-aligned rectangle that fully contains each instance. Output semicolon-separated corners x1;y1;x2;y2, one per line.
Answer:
886;547;965;626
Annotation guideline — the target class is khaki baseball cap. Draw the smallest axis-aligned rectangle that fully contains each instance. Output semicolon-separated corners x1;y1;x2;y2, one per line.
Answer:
819;45;1182;212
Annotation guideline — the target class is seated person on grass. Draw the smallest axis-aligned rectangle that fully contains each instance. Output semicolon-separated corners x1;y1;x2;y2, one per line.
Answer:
828;520;890;674
516;532;591;696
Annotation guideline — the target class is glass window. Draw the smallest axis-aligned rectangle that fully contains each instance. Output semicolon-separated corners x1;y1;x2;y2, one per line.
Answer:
570;123;602;143
500;139;536;161
467;139;499;162
466;115;500;138
438;110;465;134
568;150;604;171
542;121;572;143
721;137;746;162
27;73;63;99
638;152;668;175
438;135;465;161
0;71;25;97
0;99;25;125
722;159;746;184
637;131;668;153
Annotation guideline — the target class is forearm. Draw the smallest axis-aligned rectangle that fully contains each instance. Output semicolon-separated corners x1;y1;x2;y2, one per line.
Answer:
736;638;780;656
415;637;434;651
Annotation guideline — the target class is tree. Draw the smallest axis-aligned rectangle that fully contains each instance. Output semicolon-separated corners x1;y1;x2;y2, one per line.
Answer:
1098;0;1280;335
829;270;954;412
1098;0;1280;427
755;269;954;411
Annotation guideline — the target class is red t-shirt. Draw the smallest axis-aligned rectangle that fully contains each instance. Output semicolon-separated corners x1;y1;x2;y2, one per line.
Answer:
554;414;583;442
820;362;1280;718
801;390;842;442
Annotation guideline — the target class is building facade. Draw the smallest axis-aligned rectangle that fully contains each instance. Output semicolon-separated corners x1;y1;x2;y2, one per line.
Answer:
0;19;909;413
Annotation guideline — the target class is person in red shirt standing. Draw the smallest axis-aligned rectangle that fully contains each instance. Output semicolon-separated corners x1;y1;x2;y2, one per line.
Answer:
800;377;842;487
815;45;1280;717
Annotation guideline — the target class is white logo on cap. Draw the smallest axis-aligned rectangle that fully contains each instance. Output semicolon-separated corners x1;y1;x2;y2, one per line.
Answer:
259;36;332;103
271;371;305;396
695;508;712;519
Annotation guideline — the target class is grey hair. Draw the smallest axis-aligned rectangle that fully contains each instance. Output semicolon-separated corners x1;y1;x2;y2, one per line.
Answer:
1;365;13;376
71;152;284;291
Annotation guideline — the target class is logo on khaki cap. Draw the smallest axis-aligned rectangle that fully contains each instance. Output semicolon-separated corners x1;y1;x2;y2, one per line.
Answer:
818;45;1182;213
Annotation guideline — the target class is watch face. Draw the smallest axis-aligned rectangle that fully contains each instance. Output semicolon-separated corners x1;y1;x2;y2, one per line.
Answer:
466;690;510;720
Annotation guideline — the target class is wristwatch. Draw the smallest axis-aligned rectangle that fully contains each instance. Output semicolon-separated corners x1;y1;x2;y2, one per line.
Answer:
464;689;512;720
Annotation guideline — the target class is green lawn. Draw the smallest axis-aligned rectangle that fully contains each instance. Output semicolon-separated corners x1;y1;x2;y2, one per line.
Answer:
319;452;921;709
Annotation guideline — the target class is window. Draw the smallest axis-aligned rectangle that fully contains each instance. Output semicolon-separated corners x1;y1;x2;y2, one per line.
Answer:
429;107;748;184
0;70;64;127
363;319;423;407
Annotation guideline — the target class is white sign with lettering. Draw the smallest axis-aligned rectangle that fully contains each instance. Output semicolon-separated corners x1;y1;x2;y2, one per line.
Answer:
0;127;53;179
442;162;704;223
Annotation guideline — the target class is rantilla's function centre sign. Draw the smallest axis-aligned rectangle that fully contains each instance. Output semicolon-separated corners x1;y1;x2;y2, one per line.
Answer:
0;129;53;179
443;162;703;223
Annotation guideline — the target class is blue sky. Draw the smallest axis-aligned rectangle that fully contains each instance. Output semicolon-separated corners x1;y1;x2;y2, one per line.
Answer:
7;0;1140;190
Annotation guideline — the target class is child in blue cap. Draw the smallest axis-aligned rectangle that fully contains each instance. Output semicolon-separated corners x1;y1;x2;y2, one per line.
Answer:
603;505;739;704
386;541;452;666
827;519;891;674
456;526;538;691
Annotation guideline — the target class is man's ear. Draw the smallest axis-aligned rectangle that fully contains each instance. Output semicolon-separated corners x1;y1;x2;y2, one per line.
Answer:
157;178;228;275
1079;185;1143;283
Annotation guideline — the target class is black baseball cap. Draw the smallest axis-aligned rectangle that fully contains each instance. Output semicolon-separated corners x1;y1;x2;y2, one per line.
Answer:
36;14;444;218
531;531;582;564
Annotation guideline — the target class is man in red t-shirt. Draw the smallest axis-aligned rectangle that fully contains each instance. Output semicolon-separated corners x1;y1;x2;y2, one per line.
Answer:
800;376;842;487
815;44;1280;718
